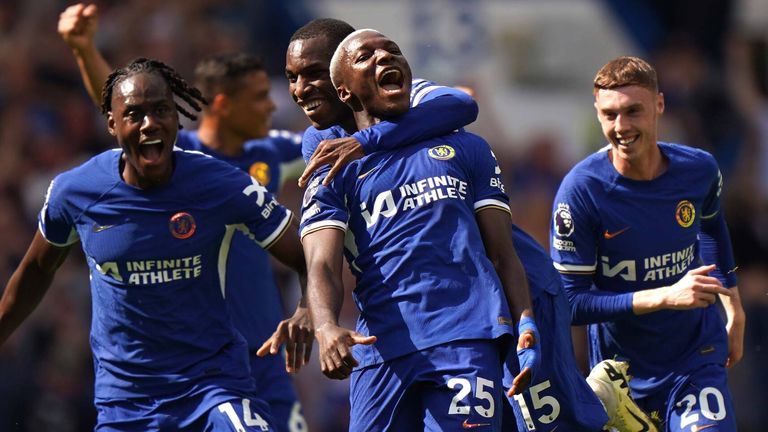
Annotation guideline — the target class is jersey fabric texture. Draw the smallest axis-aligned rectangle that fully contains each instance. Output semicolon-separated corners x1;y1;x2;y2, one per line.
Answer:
175;130;303;430
300;131;514;368
39;149;291;425
550;142;734;398
504;225;608;431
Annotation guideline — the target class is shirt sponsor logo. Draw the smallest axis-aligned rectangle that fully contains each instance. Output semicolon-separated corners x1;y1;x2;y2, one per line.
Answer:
601;243;696;282
427;145;456;160
675;200;695;228
360;175;468;227
553;203;574;237
97;255;203;285
169;212;196;239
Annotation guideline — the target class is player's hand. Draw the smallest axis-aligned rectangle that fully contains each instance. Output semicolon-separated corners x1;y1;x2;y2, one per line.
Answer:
314;322;376;380
659;264;732;310
298;137;364;188
725;308;745;368
256;305;314;373
508;317;540;396
58;3;99;52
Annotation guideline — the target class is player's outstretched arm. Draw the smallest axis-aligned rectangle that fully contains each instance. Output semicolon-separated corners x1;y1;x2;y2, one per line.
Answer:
0;231;71;346
631;264;733;314
303;228;375;380
58;3;112;106
259;215;313;372
297;85;478;187
475;208;540;395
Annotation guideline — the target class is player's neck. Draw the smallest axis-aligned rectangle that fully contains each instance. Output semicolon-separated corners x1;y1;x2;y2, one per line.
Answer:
353;111;379;130
609;143;667;181
197;118;244;157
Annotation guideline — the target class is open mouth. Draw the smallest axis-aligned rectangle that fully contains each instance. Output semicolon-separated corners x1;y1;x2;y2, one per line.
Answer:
139;139;163;162
378;68;404;92
616;136;638;146
302;100;323;113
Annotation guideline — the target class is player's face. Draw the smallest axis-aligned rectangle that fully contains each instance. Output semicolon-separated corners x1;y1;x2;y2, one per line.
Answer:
221;70;275;140
594;85;664;164
108;72;178;188
337;32;412;119
286;35;351;129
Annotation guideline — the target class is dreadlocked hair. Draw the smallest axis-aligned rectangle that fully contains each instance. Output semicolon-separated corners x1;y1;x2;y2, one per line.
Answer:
100;57;208;122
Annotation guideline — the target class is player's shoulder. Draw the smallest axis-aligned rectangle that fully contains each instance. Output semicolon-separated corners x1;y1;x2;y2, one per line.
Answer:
55;149;120;191
174;129;203;151
661;142;718;172
301;125;347;161
561;145;612;190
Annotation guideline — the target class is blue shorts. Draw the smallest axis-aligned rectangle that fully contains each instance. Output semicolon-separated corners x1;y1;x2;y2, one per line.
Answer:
637;363;736;432
503;289;608;431
349;339;505;432
95;383;275;431
248;353;306;432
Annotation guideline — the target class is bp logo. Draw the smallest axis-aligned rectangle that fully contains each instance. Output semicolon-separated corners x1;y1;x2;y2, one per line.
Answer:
428;145;455;160
249;162;271;186
553;203;574;237
675;200;695;228
170;212;196;239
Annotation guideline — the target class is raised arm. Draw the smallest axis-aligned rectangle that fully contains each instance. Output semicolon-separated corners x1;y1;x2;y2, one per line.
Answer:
58;3;112;105
0;231;71;345
299;84;478;186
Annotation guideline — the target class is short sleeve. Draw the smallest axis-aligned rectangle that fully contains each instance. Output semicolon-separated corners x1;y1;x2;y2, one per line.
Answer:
216;164;293;249
466;136;510;214
299;170;349;240
38;177;80;246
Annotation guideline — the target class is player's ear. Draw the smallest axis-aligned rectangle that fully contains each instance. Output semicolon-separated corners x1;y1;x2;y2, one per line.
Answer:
211;93;229;114
656;92;665;115
107;112;116;136
337;83;351;104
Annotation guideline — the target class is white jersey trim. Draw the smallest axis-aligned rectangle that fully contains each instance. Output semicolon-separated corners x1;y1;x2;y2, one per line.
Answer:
553;262;597;273
412;85;442;107
474;198;510;212
38;220;79;247
217;225;238;298
300;220;347;240
257;211;293;249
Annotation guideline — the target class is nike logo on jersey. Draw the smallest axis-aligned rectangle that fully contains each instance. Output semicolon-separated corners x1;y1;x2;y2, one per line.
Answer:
692;423;717;431
461;419;491;429
603;227;630;239
358;165;380;179
92;224;115;233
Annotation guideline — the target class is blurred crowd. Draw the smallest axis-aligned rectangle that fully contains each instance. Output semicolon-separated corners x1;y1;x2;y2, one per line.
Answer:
0;0;766;430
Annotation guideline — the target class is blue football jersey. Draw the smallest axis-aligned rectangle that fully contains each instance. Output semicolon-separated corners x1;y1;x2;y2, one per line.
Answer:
300;78;477;163
175;130;300;350
39;148;292;400
300;132;514;367
550;142;730;397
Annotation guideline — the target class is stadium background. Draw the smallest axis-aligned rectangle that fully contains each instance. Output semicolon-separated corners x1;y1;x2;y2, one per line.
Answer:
0;0;766;430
